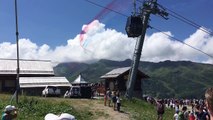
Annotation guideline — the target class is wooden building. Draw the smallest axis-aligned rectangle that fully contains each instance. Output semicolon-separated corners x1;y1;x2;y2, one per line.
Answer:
20;77;71;96
0;58;71;95
100;67;149;98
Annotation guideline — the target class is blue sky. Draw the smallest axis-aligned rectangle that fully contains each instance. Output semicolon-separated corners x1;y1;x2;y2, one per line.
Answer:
0;0;212;64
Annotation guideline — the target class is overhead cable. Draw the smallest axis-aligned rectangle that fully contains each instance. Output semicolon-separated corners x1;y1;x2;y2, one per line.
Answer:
157;3;213;36
150;26;213;59
84;0;213;59
84;0;128;17
136;0;213;36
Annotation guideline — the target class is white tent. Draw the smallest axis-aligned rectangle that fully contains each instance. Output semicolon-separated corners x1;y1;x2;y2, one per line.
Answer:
72;74;88;84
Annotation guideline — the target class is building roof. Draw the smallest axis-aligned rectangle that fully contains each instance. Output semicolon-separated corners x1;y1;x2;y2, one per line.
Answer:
100;67;149;79
100;67;130;78
20;77;71;88
72;74;88;84
0;59;54;75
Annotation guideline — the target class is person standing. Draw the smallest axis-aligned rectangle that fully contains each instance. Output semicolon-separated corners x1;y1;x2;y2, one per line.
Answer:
156;99;165;120
195;105;209;120
112;91;117;110
104;92;107;106
173;110;179;120
106;88;112;107
116;94;121;112
1;105;18;120
189;111;195;120
205;87;213;120
178;106;188;120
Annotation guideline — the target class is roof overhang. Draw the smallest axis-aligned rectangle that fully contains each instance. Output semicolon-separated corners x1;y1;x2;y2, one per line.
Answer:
19;77;71;88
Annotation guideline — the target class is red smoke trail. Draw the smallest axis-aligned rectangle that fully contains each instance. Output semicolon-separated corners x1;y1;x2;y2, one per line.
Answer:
79;0;118;47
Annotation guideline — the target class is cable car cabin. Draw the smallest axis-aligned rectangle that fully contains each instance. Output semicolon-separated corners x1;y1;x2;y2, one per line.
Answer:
125;16;143;37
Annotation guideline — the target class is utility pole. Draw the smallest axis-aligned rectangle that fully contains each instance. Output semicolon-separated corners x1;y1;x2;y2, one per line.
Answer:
15;0;20;104
125;0;168;99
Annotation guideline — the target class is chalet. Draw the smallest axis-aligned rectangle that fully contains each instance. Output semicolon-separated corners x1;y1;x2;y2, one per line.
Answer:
0;58;71;95
100;67;149;98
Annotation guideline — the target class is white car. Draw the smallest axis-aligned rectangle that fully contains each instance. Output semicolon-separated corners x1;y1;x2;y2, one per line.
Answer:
42;86;61;97
64;86;81;98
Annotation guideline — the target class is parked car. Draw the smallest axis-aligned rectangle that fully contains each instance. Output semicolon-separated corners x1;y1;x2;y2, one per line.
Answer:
42;86;61;97
64;86;81;98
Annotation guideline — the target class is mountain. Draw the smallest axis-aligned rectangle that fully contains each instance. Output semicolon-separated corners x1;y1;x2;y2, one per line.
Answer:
54;59;213;99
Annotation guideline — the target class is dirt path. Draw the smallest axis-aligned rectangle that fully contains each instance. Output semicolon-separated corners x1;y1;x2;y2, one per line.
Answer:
92;100;129;120
69;98;130;120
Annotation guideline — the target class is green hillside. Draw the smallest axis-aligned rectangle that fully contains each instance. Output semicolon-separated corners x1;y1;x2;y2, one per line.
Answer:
0;94;174;120
54;59;213;98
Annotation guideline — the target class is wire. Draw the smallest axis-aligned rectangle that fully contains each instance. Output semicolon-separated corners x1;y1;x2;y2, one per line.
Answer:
136;0;213;36
150;26;213;59
84;0;213;60
157;3;213;36
136;0;143;3
84;0;128;17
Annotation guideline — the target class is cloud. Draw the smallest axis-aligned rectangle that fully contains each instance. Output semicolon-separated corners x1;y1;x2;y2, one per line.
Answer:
0;20;212;65
143;29;213;63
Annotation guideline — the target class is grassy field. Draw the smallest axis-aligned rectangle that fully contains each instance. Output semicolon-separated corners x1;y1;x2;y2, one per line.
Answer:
0;94;174;120
122;99;174;120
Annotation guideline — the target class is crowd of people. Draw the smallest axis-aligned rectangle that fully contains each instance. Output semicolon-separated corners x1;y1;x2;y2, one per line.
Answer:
144;87;213;120
1;87;213;119
104;88;121;112
103;87;213;120
171;99;209;120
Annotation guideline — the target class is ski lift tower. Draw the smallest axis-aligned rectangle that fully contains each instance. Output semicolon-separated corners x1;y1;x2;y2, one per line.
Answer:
125;0;168;99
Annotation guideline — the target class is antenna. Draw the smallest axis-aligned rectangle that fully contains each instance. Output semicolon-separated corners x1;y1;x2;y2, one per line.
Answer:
133;0;136;16
15;0;20;104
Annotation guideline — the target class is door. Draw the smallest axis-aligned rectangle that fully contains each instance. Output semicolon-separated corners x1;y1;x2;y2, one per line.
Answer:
0;81;2;92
